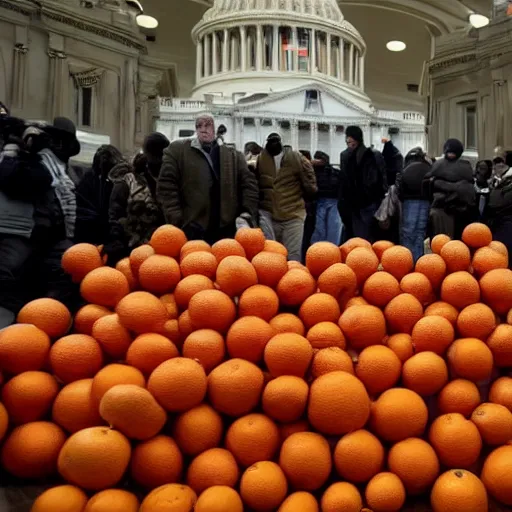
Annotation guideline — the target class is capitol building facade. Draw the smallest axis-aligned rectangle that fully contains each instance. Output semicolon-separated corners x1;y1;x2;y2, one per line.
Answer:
156;0;426;156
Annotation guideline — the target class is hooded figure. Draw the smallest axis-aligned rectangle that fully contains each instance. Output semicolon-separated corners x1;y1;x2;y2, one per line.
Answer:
381;139;404;186
424;138;476;239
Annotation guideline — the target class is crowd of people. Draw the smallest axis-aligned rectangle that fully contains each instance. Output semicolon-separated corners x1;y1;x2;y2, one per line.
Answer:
0;101;511;329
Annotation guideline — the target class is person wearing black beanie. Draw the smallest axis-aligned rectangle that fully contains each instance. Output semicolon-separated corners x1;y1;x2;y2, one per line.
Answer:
143;132;170;176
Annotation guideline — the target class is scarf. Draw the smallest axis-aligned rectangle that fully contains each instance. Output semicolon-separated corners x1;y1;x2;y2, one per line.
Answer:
39;148;76;238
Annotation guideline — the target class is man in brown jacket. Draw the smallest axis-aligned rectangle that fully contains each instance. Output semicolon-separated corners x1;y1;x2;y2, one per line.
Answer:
157;114;259;244
256;133;317;261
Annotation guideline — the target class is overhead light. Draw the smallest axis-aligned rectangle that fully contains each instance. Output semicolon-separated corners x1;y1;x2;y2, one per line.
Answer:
137;14;158;29
386;40;406;52
469;13;489;28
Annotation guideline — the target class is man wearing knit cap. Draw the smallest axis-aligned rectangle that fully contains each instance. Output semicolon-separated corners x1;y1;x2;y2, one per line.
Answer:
338;125;387;242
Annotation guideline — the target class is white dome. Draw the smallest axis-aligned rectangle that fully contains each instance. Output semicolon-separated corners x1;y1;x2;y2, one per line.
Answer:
202;0;344;24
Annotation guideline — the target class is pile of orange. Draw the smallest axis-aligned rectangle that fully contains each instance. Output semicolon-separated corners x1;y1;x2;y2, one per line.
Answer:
0;223;512;512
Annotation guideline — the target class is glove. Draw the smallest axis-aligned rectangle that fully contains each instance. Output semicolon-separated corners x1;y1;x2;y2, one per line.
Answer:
236;212;256;230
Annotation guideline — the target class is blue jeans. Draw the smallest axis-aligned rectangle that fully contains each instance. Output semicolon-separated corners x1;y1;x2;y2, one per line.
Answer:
401;199;430;263
311;198;343;246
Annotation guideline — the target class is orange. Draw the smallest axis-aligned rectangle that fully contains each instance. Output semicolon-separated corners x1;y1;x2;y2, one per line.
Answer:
85;489;139;512
58;426;131;490
508;308;512;324
402;351;448;396
279;432;332;491
148;357;207;412
400;272;434;304
415;253;447;289
480;268;512;315
278;492;319;512
17;298;71;339
472;246;509;277
264;333;313;378
183;329;225;373
425;301;459;325
195;486;243;512
235;227;265;260
1;421;66;479
431;234;451;255
339;305;386;349
362;271;401;307
0;403;7;442
372;240;395;260
74;304;110;335
139;484;197;512
343;296;368;308
238;284;279;321
91;363;146;406
345;247;379;287
471;402;512;446
62;243;103;282
305;241;342;278
437;379;481;417
279;420;310;442
188;289;236;333
384;293;423;334
180;240;212;260
298;293;341;329
340;237;372;261
173;404;224;456
388;438;440;495
481;445;512;505
52;379;103;434
321;482;363;512
126;333;179;376
429;413;482;468
1;371;59;424
311;347;354;378
138;255;181;294
447;338;493;382
31;485;88;512
149;224;187;258
431;469;488;512
308;371;370;435
370;388;428;442
50;334;103;384
207;358;264;416
262;375;309;423
211;238;246;262
457;303;496;340
0;324;50;374
462;222;493;248
270;313;305;335
334;429;384;483
115;257;138;290
276;269;316;306
489;239;509;257
251;251;288;288
173;274;215;311
317;263;357;303
226;413;280;467
384;333;414;362
177;310;195;341
489;376;512;411
440;271;480;310
226;316;273;364
488;324;512;367
411;315;454;355
186;447;240;494
116;291;168;334
264;239;288;256
129;244;155;276
180;250;217;279
440;240;471;273
355;345;402;395
80;267;130;307
240;461;288;511
91;313;132;358
131;435;183;489
306;322;346;350
381;245;414;280
365;472;406;512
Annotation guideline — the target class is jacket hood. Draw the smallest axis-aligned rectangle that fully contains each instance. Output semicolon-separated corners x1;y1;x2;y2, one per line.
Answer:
443;138;464;159
109;162;136;182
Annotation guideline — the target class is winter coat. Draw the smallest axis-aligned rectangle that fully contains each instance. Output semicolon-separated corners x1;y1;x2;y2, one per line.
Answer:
158;138;258;235
382;141;404;186
256;149;317;221
313;160;341;200
396;161;431;200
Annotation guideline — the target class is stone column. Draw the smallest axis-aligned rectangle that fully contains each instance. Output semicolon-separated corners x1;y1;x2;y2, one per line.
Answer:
212;32;218;74
240;26;247;71
354;51;359;86
339;39;345;81
122;58;136;154
272;25;279;71
329;124;336;156
326;33;331;77
204;34;211;77
256;25;263;71
310;122;318;154
222;29;229;72
196;37;203;81
311;28;316;73
292;26;298;71
291;119;299;149
47;52;67;120
349;44;354;85
230;34;236;70
255;118;262;143
12;43;28;110
359;54;365;89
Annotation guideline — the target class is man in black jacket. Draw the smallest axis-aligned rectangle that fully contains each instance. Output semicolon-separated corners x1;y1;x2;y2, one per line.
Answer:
338;125;387;243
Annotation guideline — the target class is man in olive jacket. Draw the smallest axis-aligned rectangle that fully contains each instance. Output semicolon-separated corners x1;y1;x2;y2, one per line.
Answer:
157;114;259;244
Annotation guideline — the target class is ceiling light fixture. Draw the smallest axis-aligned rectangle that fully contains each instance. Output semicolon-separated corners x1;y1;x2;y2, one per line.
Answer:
386;40;406;52
469;13;489;28
136;14;158;29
